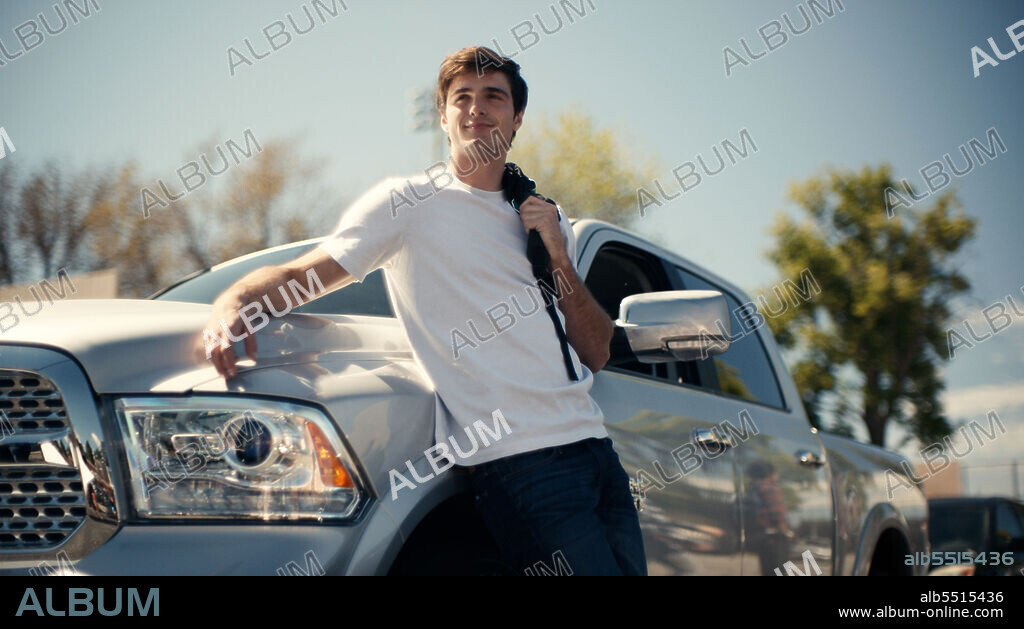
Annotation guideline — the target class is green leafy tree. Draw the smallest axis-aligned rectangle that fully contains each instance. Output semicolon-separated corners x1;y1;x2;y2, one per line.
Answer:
509;109;660;227
763;164;976;449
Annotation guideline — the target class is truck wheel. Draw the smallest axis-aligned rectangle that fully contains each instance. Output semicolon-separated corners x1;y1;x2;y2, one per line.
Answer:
867;528;912;576
390;538;516;576
387;494;518;576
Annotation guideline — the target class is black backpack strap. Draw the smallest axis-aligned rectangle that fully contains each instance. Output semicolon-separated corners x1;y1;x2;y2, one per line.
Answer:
502;163;580;382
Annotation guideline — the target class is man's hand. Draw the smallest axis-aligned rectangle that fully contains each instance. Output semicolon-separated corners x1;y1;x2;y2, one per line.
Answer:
203;291;257;379
199;248;355;379
517;195;568;266
517;193;614;373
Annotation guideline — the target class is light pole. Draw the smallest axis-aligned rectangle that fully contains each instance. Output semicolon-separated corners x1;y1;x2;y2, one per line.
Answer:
408;87;445;164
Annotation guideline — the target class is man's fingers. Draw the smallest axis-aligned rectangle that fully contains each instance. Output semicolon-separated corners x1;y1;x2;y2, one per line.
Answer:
203;307;258;378
208;335;237;378
519;197;558;223
244;334;258;361
210;344;228;378
520;194;554;208
519;198;560;233
220;343;238;378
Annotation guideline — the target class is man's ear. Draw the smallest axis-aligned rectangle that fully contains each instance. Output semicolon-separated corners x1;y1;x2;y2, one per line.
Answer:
513;109;523;132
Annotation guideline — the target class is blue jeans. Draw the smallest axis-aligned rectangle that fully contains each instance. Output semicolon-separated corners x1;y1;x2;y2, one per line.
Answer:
466;437;647;576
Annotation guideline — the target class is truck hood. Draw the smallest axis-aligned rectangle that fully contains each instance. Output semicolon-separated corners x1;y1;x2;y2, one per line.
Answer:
0;299;413;393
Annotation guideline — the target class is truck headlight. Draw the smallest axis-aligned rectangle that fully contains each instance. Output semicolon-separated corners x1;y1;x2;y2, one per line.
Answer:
114;396;365;521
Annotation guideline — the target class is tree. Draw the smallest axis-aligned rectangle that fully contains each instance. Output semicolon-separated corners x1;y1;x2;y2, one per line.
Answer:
763;164;976;449
15;161;98;279
173;135;336;270
508;109;660;227
0;161;18;284
83;162;185;297
0;135;343;298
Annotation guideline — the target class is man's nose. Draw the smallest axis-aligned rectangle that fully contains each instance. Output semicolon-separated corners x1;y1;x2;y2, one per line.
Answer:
469;97;487;116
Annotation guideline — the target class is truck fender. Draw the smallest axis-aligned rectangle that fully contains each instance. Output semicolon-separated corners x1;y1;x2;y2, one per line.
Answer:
851;502;913;576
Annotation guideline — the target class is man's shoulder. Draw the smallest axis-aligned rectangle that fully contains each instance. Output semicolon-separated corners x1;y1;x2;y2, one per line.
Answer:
380;167;455;195
364;169;455;209
363;174;417;199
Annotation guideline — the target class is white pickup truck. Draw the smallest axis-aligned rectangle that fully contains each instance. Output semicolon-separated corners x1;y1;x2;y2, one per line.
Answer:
0;218;928;575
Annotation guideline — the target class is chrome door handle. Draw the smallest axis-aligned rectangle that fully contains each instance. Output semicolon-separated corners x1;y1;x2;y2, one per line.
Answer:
693;429;734;449
796;450;825;467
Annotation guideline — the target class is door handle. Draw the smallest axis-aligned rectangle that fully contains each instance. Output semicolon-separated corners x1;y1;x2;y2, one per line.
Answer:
796;449;825;468
693;429;734;450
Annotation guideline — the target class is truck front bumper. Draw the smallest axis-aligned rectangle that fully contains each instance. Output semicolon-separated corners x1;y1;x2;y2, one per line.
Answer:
0;502;402;576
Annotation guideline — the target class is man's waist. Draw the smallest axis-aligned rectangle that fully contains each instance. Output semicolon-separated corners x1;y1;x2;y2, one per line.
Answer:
448;424;609;469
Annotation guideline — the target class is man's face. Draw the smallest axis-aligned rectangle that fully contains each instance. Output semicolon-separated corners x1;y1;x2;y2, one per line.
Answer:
440;70;523;163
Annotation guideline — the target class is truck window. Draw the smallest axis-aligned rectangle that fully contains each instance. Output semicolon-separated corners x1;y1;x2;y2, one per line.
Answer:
929;503;989;553
994;503;1024;546
675;266;785;409
584;242;702;387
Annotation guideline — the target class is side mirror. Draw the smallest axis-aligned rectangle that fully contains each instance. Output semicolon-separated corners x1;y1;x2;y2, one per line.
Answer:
608;290;731;365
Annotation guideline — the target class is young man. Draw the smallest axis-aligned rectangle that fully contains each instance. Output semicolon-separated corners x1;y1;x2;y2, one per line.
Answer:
202;46;646;576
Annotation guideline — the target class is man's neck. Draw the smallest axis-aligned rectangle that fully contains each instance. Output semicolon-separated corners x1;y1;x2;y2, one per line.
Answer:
448;150;505;192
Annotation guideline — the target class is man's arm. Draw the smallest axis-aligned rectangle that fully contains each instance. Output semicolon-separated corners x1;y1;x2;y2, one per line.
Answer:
203;248;353;378
205;176;408;377
548;252;614;373
517;196;614;373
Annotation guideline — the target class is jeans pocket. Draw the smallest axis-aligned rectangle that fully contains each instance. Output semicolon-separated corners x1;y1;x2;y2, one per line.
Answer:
498;446;561;483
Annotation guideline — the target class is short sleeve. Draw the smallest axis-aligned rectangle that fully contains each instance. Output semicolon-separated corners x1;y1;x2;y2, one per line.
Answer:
317;177;409;283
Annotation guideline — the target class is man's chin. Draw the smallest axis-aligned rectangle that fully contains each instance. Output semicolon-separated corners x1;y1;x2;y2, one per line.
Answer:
461;139;509;164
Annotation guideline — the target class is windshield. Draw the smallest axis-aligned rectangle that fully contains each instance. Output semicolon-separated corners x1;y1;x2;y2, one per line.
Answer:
153;241;394;317
929;504;989;553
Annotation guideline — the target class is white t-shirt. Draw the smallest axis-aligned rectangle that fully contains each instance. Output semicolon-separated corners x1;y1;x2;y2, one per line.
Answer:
317;164;607;466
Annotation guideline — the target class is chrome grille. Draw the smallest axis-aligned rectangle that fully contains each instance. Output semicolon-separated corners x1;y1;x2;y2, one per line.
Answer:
0;369;85;550
0;370;69;433
0;467;85;549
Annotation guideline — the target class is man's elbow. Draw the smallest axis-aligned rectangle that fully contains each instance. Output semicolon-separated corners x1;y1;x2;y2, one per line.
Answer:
583;347;611;373
582;323;614;373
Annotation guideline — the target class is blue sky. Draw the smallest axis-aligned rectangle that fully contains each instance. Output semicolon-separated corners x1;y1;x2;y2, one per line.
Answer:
1;0;1022;490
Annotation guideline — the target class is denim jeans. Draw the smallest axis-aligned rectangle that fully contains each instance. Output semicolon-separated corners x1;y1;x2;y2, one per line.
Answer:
466;437;647;576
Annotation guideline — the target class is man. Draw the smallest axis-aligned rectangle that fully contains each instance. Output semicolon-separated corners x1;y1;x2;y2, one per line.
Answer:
202;46;646;576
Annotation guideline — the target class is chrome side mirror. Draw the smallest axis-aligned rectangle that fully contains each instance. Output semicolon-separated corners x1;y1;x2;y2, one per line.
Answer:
611;290;731;364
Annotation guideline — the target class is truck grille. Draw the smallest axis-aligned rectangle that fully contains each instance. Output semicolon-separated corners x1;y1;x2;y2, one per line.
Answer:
0;370;69;433
0;467;85;548
0;369;86;550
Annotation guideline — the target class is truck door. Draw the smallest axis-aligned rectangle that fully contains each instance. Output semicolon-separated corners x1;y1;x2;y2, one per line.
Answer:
674;266;834;576
580;231;743;576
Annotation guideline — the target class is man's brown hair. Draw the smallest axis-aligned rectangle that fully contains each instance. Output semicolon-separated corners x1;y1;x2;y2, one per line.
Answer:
435;46;528;145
